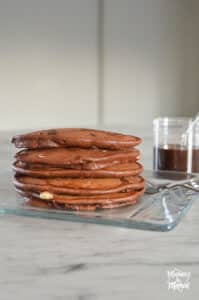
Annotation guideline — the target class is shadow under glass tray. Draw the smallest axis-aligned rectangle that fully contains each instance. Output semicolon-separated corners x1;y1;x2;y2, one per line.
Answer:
0;170;198;232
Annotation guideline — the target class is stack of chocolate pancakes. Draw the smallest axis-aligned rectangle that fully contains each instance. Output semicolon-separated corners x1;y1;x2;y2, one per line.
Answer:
12;129;145;211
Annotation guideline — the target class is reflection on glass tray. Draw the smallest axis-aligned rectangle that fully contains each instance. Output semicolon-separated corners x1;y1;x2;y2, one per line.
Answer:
0;170;198;232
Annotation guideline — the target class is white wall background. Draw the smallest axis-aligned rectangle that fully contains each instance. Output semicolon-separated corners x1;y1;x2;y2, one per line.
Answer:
103;0;186;126
0;0;98;130
182;0;199;115
0;0;198;130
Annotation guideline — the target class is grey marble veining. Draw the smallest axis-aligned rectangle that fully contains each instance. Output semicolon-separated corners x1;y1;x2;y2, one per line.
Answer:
0;130;199;300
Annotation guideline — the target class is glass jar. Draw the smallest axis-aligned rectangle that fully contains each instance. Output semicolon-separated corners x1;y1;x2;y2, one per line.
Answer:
153;117;199;174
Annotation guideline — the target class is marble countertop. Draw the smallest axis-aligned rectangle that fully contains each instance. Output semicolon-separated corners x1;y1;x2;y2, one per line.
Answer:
0;130;199;300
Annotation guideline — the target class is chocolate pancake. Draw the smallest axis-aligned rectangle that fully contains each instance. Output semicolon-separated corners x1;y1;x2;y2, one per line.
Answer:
15;148;140;170
12;128;141;150
14;176;145;195
25;198;137;211
19;188;144;211
17;188;144;205
13;161;143;178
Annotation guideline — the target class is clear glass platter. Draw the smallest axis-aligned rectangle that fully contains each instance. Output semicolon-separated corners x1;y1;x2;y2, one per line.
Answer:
0;170;198;232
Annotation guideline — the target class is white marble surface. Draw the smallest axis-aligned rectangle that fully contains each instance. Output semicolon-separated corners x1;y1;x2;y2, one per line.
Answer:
0;131;199;300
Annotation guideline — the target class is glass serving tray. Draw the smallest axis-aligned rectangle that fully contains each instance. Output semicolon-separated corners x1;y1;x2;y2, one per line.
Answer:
0;170;198;232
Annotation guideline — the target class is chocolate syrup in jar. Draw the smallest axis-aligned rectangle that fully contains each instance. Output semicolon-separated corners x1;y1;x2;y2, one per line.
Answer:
154;144;199;173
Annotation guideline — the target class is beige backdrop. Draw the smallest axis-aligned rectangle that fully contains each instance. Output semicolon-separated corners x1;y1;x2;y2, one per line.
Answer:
0;0;198;130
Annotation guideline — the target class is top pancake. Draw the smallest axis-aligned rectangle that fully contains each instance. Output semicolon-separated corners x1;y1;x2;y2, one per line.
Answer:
11;128;141;150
